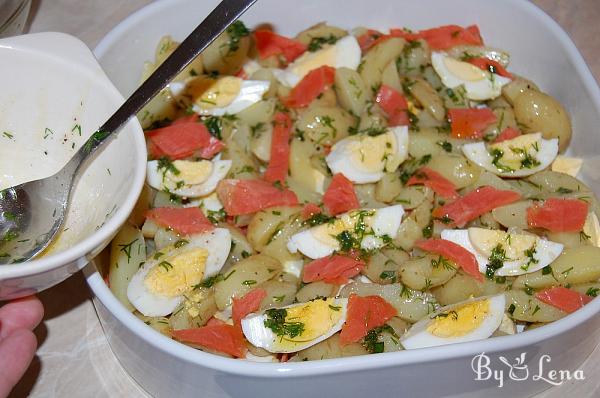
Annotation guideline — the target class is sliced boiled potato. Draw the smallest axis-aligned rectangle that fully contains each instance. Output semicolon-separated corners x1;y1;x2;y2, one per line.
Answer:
394;218;423;251
295;281;337;303
221;224;254;267
546;231;589;249
381;61;402;92
513;246;600;289
491;200;533;229
426;154;482;189
222;138;260;180
128;184;154;227
170;287;217;330
481;107;518;140
289;139;327;196
381;317;409;352
237;99;276;127
432;273;510;306
202;26;250;74
295;105;355;146
501;76;539;105
290;333;368;361
570;282;600;297
295;23;347;46
505;290;567;323
359;37;406;92
338;282;438;323
135;314;171;336
513;90;572;151
406;78;445;122
154;228;179;251
375;172;403;203
214;254;282;310
247;205;303;252
465;170;515;193
250;68;279;97
109;225;147;311
399;254;457;290
396;39;430;76
527;170;591;194
335;67;368;116
408;128;457;158
256;280;297;310
408;198;433;229
393;186;433;210
381;248;410;266
260;213;305;268
361;251;401;285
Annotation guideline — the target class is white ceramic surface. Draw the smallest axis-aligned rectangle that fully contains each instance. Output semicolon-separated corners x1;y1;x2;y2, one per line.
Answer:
0;32;146;300
87;0;600;397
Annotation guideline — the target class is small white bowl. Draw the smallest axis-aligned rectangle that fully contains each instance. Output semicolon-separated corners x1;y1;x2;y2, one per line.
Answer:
88;0;600;397
0;32;146;300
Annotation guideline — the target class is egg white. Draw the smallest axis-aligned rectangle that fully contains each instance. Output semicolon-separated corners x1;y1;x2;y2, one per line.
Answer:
241;298;348;353
273;35;361;87
326;126;409;184
431;52;511;101
440;229;563;276
146;158;232;198
400;294;506;349
170;79;270;116
127;228;231;317
287;205;405;259
462;133;558;177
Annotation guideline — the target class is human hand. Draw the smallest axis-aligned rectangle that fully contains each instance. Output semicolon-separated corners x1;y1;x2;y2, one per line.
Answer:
0;296;44;398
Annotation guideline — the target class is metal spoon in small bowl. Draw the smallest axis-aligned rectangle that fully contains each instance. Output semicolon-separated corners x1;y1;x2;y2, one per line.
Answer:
0;0;257;264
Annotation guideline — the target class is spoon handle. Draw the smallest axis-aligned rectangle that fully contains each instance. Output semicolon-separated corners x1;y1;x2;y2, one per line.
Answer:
81;0;257;156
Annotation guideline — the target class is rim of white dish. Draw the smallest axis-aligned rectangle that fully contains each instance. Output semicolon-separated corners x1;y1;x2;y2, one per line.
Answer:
89;0;600;377
0;52;147;280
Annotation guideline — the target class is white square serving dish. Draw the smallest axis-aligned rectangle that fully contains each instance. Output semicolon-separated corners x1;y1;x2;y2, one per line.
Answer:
86;0;600;396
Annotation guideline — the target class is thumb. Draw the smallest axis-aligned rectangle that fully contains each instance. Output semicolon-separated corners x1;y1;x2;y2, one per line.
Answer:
0;329;37;398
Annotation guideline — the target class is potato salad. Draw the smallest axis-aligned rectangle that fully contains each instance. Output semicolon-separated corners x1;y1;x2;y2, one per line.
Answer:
103;21;600;361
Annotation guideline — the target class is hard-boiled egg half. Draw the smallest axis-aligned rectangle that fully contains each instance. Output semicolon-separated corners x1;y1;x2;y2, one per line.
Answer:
401;294;505;349
241;298;348;353
326;126;409;184
431;52;511;101
170;75;270;116
273;35;361;87
147;158;232;198
441;228;563;277
128;228;231;317
287;205;404;259
462;132;558;178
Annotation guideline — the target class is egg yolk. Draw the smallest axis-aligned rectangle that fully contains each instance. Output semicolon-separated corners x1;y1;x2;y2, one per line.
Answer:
488;133;541;170
289;45;337;81
164;160;213;189
427;299;490;338
347;131;399;173
443;56;487;82
468;228;537;260
311;209;375;247
144;248;208;297
187;76;242;109
273;299;343;350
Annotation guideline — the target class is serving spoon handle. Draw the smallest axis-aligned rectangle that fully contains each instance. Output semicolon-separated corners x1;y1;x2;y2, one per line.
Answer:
86;0;257;155
0;0;257;264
